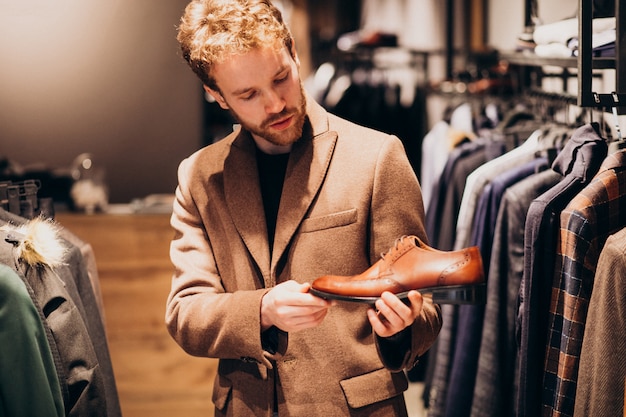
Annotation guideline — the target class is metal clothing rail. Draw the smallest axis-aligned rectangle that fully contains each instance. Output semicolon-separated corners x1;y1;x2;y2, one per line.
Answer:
578;0;626;109
527;87;579;105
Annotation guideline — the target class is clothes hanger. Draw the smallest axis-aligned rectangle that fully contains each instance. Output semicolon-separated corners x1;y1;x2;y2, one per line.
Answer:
608;92;626;153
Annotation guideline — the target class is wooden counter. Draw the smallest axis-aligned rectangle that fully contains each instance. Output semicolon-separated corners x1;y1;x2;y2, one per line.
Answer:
55;213;217;417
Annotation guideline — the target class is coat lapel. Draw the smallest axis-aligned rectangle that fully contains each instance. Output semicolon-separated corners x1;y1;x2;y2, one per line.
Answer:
223;98;337;284
224;130;271;280
272;99;337;275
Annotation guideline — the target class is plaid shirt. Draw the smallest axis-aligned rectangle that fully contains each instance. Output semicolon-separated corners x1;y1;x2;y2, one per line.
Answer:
543;149;626;417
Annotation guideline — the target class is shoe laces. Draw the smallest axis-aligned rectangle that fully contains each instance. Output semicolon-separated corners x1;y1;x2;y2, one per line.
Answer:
379;235;416;263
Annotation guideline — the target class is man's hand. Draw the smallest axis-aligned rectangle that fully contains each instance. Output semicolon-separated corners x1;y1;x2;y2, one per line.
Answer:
367;290;424;338
261;280;334;332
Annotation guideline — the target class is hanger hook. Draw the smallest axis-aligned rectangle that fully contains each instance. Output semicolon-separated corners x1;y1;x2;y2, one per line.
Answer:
611;107;623;141
610;92;622;141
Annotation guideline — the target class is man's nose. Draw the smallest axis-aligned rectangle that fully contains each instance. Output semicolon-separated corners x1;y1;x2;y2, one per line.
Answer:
264;89;285;114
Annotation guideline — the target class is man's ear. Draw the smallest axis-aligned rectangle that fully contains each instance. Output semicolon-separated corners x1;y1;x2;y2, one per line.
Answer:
203;85;229;110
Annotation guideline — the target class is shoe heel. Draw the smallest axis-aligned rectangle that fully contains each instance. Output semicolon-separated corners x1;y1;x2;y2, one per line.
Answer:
430;284;486;305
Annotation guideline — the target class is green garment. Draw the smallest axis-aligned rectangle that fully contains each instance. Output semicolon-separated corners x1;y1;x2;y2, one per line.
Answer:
0;264;64;417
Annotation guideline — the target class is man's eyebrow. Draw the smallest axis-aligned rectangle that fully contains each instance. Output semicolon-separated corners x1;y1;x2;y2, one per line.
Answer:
273;65;289;77
231;66;289;96
232;86;254;96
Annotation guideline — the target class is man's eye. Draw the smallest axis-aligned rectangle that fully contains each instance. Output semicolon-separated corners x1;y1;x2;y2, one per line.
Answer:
241;92;256;101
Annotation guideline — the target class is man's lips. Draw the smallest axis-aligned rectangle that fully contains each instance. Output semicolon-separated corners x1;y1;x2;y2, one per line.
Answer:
269;115;293;131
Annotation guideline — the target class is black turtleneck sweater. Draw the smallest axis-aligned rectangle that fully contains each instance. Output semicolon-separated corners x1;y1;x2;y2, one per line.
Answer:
255;148;290;254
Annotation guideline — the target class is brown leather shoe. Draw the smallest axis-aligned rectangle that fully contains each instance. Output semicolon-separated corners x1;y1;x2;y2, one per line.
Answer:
310;235;486;304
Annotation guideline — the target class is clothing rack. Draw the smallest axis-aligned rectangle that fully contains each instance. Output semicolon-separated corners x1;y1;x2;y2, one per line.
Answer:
332;45;436;86
516;0;625;110
578;0;626;110
0;179;54;219
526;88;578;105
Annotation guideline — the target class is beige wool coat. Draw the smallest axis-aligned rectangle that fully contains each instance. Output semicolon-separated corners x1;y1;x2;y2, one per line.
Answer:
166;96;442;417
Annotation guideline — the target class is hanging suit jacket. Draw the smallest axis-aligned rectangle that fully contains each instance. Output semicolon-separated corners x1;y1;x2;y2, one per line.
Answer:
166;96;442;417
574;226;626;417
0;220;110;416
517;123;607;417
471;167;561;417
0;208;122;417
543;149;626;416
444;157;548;417
424;137;506;417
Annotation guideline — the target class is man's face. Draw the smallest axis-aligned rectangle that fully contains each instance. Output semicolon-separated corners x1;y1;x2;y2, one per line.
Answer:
206;44;306;151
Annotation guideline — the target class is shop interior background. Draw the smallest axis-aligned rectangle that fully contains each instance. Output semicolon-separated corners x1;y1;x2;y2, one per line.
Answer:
0;0;612;206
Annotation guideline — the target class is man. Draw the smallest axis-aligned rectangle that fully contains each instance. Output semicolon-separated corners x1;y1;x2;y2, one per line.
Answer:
165;1;442;416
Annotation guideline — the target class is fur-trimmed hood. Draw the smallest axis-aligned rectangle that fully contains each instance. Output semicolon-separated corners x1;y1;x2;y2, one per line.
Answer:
1;217;67;268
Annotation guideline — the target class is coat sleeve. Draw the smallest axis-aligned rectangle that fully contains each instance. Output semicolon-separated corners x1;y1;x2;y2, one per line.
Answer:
376;299;442;372
368;135;443;371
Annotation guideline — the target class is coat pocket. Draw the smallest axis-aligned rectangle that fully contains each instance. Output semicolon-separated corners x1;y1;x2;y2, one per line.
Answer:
339;367;408;409
300;208;357;233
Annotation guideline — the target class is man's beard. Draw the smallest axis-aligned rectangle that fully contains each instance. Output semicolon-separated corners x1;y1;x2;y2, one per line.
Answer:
229;84;307;147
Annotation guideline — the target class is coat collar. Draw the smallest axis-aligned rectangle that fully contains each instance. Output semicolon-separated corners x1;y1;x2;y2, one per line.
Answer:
552;122;607;182
224;95;337;283
599;147;626;172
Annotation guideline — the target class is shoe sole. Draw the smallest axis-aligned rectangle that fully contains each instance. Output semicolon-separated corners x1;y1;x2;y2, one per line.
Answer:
309;283;486;305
